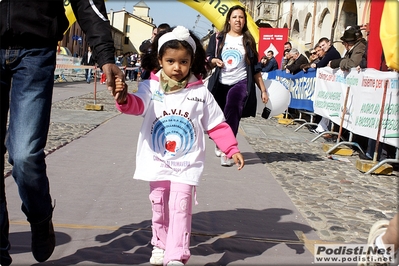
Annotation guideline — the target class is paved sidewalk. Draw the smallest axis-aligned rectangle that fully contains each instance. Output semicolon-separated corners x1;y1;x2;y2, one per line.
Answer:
4;80;397;265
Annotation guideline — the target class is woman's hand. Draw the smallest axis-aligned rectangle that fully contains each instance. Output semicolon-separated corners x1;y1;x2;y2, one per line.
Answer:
213;58;224;68
261;91;269;104
232;153;245;170
114;78;128;104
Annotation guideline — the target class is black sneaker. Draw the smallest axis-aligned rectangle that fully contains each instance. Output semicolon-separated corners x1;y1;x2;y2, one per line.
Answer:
0;250;12;266
31;218;55;262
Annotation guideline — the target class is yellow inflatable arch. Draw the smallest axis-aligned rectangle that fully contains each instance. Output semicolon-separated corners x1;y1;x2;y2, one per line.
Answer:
178;0;259;43
64;0;259;43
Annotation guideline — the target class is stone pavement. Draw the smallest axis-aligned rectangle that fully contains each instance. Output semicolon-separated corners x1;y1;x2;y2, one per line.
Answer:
240;116;397;244
4;79;398;265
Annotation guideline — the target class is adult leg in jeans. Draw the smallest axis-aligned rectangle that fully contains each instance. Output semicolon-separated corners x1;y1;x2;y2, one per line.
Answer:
1;47;56;263
0;50;12;265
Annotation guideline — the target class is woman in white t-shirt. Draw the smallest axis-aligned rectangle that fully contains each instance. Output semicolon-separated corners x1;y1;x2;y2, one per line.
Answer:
206;5;269;164
112;26;244;266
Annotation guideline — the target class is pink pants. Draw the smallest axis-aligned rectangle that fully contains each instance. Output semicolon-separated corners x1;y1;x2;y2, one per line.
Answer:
149;181;193;265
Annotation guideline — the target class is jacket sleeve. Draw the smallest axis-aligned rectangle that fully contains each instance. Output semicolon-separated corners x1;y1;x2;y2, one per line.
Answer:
339;43;366;70
139;39;152;54
206;33;218;62
70;0;115;68
330;58;342;69
263;58;278;72
208;122;240;158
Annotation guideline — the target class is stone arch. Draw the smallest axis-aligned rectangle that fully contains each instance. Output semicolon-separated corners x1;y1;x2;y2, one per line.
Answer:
304;13;313;49
316;8;332;42
335;0;358;41
292;19;300;36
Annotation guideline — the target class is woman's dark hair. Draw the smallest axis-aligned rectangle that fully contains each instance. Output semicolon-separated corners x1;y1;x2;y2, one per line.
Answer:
141;27;210;79
218;5;258;65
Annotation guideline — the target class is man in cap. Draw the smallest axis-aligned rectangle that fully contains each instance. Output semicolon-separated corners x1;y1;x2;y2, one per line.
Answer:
329;28;366;71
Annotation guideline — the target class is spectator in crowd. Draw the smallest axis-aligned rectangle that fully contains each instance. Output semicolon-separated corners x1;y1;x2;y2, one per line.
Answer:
311;37;341;69
315;45;326;62
285;48;309;74
281;41;292;69
140;23;171;80
0;0;125;265
329;28;366;70
331;27;366;144
308;37;342;134
257;50;278;72
121;52;132;80
81;46;95;83
352;24;396;161
300;46;320;72
129;53;139;81
139;27;157;55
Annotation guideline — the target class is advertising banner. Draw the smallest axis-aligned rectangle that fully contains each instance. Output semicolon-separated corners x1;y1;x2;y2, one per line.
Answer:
314;68;399;147
258;28;289;67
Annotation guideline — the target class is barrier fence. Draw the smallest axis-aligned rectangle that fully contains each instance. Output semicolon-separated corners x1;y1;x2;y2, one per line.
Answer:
264;68;399;149
54;63;140;104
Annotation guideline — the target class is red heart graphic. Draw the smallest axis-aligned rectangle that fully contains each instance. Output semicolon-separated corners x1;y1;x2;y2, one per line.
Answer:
165;141;176;152
227;59;233;64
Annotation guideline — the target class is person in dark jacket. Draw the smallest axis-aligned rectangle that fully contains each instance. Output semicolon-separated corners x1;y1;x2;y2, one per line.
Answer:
310;37;341;69
257;50;278;72
329;28;366;70
140;23;170;80
206;5;269;165
285;48;309;74
0;1;125;265
81;46;96;83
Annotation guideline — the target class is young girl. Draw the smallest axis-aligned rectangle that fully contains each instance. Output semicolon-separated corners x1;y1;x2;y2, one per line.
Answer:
112;26;245;266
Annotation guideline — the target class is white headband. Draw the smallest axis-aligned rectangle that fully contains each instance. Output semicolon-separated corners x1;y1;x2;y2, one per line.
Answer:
157;26;196;53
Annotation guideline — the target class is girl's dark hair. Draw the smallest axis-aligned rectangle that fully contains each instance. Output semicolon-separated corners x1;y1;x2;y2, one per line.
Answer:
218;5;258;65
141;27;210;79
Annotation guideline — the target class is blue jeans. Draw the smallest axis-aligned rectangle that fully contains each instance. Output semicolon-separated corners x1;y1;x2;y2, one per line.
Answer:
85;68;92;83
1;47;55;260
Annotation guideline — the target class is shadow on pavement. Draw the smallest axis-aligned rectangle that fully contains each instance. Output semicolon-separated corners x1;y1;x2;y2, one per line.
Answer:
9;231;71;255
255;151;324;164
36;208;314;265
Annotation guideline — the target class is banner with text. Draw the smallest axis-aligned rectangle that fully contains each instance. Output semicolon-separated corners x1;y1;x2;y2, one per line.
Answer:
258;28;289;67
273;69;316;112
314;68;399;147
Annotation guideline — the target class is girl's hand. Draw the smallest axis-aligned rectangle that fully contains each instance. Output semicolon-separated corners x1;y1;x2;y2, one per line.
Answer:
114;78;128;104
232;153;245;170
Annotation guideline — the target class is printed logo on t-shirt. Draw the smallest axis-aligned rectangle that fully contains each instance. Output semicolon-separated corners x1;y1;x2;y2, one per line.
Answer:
151;111;196;157
152;90;164;102
222;48;243;69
